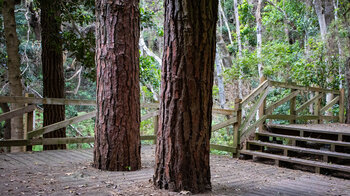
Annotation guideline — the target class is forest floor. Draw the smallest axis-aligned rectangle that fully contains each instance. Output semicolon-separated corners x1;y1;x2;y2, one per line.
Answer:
0;145;349;196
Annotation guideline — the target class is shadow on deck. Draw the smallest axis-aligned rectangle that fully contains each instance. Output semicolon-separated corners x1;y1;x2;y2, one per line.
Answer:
0;145;349;195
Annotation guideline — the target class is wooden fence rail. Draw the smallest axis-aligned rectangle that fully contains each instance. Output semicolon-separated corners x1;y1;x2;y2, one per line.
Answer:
0;80;344;157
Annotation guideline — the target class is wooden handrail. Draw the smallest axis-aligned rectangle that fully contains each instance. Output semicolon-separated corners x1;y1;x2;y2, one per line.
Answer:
296;93;324;113
269;81;340;94
0;105;36;122
265;90;300;114
241;80;269;106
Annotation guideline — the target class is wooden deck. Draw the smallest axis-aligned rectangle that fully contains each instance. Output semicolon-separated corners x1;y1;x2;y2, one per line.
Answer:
268;123;350;134
0;145;349;195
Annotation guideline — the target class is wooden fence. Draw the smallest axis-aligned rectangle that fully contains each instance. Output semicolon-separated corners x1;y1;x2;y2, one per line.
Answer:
0;80;345;156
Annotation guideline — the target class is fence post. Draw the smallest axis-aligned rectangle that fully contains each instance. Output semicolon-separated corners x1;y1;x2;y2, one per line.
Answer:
339;88;345;123
153;115;159;144
24;93;35;151
314;92;321;124
259;77;266;131
233;98;242;158
289;83;297;124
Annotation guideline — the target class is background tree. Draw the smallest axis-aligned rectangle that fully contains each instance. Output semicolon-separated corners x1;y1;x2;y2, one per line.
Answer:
40;0;66;150
94;0;141;171
2;0;24;152
154;0;218;193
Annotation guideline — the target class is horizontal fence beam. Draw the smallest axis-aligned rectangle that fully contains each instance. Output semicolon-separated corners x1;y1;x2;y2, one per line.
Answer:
0;96;96;106
269;81;340;94
210;144;236;153
0;105;36;122
266;115;339;121
0;135;158;147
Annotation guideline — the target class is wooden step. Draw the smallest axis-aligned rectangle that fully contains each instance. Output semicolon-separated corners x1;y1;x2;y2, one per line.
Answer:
268;124;350;137
257;132;350;148
240;150;350;173
247;140;350;159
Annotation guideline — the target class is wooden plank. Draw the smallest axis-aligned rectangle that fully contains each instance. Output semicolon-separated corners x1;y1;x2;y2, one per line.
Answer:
247;141;350;159
233;98;242;157
269;81;340;94
241;80;269;106
268;124;350;136
240;115;267;139
212;108;236;115
266;115;338;121
266;90;300;114
141;110;159;121
210;144;236;153
141;135;156;140
212;117;238;132
296;93;324;113
0;105;36;122
320;96;339;114
0;96;96;105
141;103;159;109
0;139;28;147
257;132;350;147
27;111;96;138
240;88;270;132
240;150;350;172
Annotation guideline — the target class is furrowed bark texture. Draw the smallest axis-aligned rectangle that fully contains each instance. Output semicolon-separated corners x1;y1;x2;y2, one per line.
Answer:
40;0;66;150
94;0;141;171
154;0;218;193
3;0;25;152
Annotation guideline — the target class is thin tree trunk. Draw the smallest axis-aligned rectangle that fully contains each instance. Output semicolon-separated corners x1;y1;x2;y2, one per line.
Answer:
219;0;233;45
3;0;25;152
94;0;141;171
333;0;343;89
234;0;244;99
256;0;264;81
40;0;66;150
215;48;226;109
154;0;218;193
346;58;350;123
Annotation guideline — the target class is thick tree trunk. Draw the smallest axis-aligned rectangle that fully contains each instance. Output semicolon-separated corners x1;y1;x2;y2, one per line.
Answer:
40;0;66;150
154;0;218;193
3;0;25;152
94;0;141;171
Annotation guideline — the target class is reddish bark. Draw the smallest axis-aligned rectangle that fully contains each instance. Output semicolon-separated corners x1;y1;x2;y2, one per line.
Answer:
94;0;141;171
40;0;66;150
154;0;218;193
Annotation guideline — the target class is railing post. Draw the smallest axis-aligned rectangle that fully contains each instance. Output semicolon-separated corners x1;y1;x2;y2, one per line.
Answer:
233;98;242;158
314;92;321;124
290;89;296;124
24;93;35;151
259;77;266;131
153;114;159;144
339;88;345;123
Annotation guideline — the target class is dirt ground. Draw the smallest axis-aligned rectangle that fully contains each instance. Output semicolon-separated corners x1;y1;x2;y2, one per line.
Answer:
0;145;349;196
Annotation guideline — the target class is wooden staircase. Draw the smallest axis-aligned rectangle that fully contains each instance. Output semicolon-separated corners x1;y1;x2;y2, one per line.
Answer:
240;124;350;178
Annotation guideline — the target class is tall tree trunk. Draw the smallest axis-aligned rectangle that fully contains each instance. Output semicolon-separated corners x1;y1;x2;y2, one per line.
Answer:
346;58;350;123
256;0;264;81
314;0;335;115
94;0;141;171
333;0;343;89
219;0;233;45
234;0;243;99
3;0;25;152
40;0;66;150
215;48;226;109
154;0;218;193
